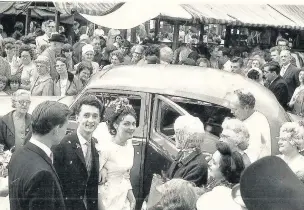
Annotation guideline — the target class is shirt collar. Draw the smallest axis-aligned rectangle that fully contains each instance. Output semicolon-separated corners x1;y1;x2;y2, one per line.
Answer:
282;63;291;69
30;137;52;160
77;128;88;146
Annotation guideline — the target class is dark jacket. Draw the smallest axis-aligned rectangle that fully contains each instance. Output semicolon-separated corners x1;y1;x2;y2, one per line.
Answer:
52;132;99;210
268;76;289;109
0;111;32;151
73;41;87;64
9;142;66;210
282;64;300;100
54;72;83;96
166;149;208;187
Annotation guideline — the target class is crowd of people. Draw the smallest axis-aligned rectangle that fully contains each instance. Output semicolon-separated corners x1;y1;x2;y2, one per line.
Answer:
0;19;303;118
0;17;304;210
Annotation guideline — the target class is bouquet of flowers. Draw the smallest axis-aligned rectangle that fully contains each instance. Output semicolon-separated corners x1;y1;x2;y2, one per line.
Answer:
0;144;12;178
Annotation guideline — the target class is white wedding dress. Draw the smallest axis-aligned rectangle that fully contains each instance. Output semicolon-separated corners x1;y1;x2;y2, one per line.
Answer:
97;138;134;210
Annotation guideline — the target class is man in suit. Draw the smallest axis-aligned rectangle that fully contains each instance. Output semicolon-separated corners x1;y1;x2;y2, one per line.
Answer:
264;61;289;109
280;49;300;101
53;95;104;210
8;101;71;210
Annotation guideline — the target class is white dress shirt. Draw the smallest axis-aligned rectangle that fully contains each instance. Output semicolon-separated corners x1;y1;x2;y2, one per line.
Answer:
30;138;53;163
280;63;291;77
77;129;89;157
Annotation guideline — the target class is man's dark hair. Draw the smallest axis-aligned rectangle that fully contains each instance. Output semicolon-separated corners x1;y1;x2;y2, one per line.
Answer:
231;57;243;67
219;47;230;57
73;95;104;122
32;101;71;135
247;69;261;81
265;61;281;75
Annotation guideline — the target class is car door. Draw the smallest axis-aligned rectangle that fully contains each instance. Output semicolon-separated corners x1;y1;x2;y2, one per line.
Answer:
65;89;148;204
142;94;190;199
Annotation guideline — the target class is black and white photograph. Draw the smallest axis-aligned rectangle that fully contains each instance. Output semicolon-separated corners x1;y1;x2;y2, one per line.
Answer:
0;1;304;210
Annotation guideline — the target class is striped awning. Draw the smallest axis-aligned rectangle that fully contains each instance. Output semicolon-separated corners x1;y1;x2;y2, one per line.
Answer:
182;4;301;30
270;5;304;30
53;2;123;16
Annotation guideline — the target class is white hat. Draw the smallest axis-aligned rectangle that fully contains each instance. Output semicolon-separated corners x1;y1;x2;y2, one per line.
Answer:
94;29;105;37
80;34;89;41
82;44;94;55
196;186;245;210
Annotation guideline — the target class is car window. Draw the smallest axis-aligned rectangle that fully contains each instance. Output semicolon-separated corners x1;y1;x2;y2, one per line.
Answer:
166;96;234;137
69;92;141;127
157;100;182;139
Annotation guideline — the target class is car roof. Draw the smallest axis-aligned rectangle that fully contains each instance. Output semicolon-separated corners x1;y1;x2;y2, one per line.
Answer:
86;64;287;119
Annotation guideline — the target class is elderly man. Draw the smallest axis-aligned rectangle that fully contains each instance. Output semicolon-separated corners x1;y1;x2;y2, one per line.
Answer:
41;33;66;80
228;89;271;162
36;20;56;52
9;101;70;210
264;61;289;109
160;46;174;64
131;45;145;64
91;36;103;66
280;49;300;100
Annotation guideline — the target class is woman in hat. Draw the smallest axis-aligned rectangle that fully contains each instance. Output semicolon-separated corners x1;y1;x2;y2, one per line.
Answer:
53;56;82;96
165;115;208;187
30;55;54;96
74;44;100;74
75;61;93;87
0;89;32;152
277;122;304;175
19;45;37;90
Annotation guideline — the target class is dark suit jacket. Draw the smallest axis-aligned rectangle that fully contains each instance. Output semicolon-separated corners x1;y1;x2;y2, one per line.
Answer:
8;142;65;210
52;132;99;210
0;111;32;151
268;76;289;109
166;149;208;187
282;64;300;100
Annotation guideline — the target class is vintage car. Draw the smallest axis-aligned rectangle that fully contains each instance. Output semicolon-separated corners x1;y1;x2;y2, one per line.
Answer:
0;65;300;209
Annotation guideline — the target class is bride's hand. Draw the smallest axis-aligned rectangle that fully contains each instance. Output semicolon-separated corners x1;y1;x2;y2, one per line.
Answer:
100;168;108;184
127;190;136;210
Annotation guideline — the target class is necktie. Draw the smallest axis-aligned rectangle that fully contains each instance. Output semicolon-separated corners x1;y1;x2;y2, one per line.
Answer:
242;152;251;168
50;152;53;164
85;139;92;173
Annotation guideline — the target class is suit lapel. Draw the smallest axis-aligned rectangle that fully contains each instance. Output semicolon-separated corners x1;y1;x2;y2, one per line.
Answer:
26;142;60;181
2;111;15;137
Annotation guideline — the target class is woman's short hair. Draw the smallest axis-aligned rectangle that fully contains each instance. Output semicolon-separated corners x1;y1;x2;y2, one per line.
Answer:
35;55;51;72
174;115;205;149
122;40;131;48
11;89;30;109
32;101;71;135
280;122;304;151
73;94;104;122
196;58;211;67
110;50;124;63
55;56;67;66
233;89;256;110
221;117;250;150
155;179;198;210
8;75;21;85
19;44;34;59
104;97;137;135
76;61;93;75
216;141;245;184
114;34;122;41
61;43;73;53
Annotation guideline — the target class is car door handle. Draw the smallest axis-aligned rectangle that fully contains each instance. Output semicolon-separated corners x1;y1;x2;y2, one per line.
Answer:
132;143;140;146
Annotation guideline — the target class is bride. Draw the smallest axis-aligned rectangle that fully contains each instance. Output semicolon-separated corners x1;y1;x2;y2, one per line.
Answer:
96;98;137;210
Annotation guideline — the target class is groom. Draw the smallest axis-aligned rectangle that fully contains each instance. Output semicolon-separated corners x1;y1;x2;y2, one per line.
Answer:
53;95;104;210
